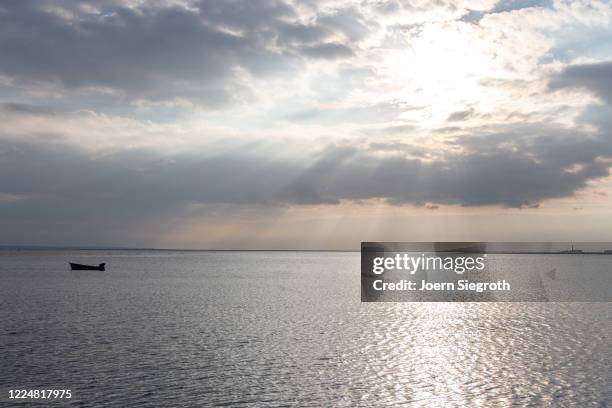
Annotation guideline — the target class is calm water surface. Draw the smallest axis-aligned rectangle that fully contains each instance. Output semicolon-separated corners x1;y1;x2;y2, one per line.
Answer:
1;251;610;406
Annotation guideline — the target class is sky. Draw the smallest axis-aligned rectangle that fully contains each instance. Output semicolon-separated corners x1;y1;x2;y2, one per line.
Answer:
1;0;612;249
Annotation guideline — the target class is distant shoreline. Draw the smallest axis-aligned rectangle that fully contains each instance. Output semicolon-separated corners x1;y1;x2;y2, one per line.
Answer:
475;251;612;255
0;246;357;252
1;246;612;255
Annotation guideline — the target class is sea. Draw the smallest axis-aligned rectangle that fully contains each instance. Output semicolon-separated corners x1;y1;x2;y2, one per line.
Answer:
1;250;610;407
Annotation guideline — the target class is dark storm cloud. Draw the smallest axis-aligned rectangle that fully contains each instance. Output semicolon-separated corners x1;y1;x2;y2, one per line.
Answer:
2;118;611;242
0;0;361;105
549;61;612;103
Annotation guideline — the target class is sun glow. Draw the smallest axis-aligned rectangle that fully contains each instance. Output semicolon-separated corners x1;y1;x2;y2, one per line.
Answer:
383;22;501;127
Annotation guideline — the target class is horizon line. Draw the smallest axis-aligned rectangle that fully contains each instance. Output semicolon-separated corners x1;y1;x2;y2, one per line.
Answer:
0;244;358;252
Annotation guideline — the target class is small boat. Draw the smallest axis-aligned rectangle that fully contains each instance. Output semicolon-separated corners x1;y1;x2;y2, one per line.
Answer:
69;262;106;271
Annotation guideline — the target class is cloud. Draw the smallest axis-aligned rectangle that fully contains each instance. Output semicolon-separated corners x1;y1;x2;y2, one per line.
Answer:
2;106;611;244
0;0;363;106
447;108;475;122
299;42;354;59
2;0;612;247
0;102;57;116
284;100;411;124
549;61;612;104
315;7;370;41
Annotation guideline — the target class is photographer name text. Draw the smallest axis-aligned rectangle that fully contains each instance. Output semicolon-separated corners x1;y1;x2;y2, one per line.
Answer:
373;279;511;292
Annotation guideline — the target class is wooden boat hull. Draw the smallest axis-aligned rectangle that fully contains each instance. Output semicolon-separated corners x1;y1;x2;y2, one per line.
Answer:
69;262;105;271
